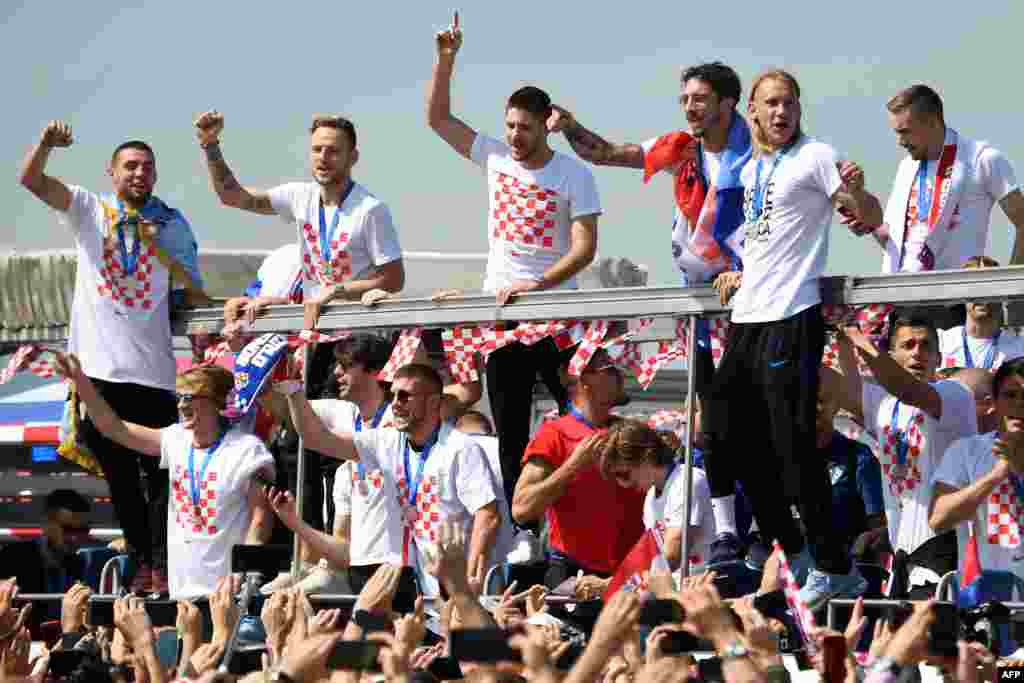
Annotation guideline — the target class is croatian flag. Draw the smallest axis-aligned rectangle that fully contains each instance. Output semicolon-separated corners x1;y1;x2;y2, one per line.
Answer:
604;527;669;599
958;521;983;609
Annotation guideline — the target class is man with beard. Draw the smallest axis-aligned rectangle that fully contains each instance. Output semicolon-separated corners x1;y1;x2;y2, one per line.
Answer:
546;62;755;566
834;316;978;599
194;111;405;326
18;122;204;594
262;334;395;596
426;11;601;556
940;257;1024;372
283;363;501;597
851;85;1024;270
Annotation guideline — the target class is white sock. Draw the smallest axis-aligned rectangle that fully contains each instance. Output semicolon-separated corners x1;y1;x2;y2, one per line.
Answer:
711;495;738;536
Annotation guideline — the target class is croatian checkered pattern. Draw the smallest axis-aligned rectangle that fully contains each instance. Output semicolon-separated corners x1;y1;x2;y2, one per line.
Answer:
647;410;688;440
171;464;219;536
773;541;818;657
515;320;573;348
568;321;610;376
441;326;486;384
395;475;443;543
617;342;646;376
351;467;386;492
636;341;687;389
878;410;926;496
988;481;1023;548
491;173;559;250
98;239;160;315
602;318;654;349
1;345;57;384
379;328;423;382
300;222;352;284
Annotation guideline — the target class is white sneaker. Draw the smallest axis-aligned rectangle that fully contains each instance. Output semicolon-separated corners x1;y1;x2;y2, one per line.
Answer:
260;562;314;595
506;530;542;565
295;562;352;595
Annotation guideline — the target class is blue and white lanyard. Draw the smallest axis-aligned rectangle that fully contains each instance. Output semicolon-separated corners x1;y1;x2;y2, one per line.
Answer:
354;402;390;479
188;431;225;508
962;328;1001;370
317;180;356;264
402;427;440;509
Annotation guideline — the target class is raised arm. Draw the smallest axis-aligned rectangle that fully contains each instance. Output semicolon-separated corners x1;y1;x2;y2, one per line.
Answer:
833;161;884;227
511;433;603;524
832;336;866;423
547;106;644;168
998;189;1024;266
264;488;351;570
426;11;477;159
53;353;162;457
194;111;275;215
281;387;359;462
18;120;73;211
841;326;942;420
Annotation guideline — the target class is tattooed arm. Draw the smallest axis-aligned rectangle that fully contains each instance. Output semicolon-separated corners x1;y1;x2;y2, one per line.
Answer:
548;105;644;168
194;110;276;215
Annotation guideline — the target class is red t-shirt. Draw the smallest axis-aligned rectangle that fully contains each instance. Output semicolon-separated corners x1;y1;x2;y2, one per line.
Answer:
522;415;645;574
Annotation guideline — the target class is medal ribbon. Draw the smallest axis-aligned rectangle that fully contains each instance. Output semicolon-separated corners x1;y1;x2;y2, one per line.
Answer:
354;401;390;480
188;431;226;512
317;180;356;267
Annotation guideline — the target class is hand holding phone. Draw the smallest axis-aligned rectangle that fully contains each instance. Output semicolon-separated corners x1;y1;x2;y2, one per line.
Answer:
450;628;522;663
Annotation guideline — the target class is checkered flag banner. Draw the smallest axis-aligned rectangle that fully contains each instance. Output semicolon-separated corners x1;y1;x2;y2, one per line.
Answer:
773;540;818;657
441;326;488;384
987;479;1024;548
1;345;59;384
379;328;424;382
568;321;610;376
635;319;690;389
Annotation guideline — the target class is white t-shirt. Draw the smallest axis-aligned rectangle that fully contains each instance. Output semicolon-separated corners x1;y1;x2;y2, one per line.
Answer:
932;432;1024;579
862;380;977;555
160;424;275;598
313;400;404;567
643;463;715;575
57;186;177;390
940;326;1024;371
352;422;499;596
641;138;723;285
266;182;403;300
255;243;303;301
732;137;843;323
884;132;1018;273
466;434;515;565
469;134;601;292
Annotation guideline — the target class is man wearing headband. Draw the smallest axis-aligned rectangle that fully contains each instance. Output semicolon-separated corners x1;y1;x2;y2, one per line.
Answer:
194;111;405;327
52;354;275;599
427;12;601;558
939;257;1024;372
278;363;501;598
18;122;205;594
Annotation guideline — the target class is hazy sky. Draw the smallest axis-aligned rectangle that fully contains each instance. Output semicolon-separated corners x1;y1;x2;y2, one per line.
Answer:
4;1;1022;286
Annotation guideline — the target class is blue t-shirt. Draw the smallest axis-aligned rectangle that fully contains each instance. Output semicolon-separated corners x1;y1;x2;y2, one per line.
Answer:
821;431;885;553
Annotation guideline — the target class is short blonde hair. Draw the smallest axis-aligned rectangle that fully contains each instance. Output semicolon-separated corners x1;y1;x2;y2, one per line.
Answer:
176;366;235;408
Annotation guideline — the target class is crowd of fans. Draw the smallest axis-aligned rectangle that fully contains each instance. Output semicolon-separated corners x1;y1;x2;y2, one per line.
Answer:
9;9;1024;683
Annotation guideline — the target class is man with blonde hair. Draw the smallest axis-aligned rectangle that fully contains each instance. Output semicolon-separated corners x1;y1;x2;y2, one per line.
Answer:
710;69;883;608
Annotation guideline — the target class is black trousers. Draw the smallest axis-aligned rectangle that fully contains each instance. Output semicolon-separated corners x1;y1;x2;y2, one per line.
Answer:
486;338;570;515
349;564;419;614
705;305;849;574
80;378;177;568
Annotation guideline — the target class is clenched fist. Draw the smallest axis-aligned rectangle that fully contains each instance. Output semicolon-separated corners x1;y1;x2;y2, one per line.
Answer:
194;110;224;146
40;121;73;148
